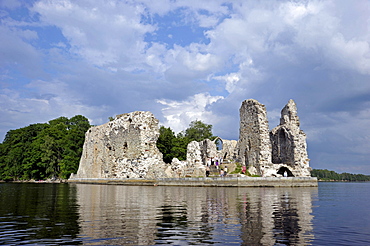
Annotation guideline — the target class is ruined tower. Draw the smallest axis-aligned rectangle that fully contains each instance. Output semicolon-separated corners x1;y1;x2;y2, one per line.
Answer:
270;99;311;176
238;99;311;177
238;99;272;176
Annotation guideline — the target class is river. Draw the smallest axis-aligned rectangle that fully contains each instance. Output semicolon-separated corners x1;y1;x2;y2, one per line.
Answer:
0;182;369;245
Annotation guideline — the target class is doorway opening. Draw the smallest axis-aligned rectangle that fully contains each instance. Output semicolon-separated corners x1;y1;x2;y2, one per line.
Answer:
277;166;294;177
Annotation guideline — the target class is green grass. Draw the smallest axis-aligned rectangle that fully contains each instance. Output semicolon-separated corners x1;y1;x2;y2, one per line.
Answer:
230;162;242;174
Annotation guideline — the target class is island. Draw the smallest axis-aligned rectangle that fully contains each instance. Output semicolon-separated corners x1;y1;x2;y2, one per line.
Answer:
68;99;317;187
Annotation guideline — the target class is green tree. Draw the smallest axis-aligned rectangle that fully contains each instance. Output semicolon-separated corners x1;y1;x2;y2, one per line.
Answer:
40;134;61;178
0;143;5;180
311;169;370;181
60;115;91;178
157;126;176;163
171;132;190;161
185;120;214;142
0;124;48;180
0;115;91;180
157;120;215;163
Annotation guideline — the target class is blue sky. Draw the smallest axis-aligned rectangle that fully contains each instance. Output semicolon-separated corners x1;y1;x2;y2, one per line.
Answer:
1;0;370;174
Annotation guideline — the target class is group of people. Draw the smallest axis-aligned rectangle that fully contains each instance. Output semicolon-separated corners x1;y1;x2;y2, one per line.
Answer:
205;157;227;177
207;157;223;167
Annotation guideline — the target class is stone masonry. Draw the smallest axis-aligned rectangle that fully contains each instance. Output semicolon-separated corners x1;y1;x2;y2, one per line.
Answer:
238;99;272;176
237;99;311;177
270;99;311;176
72;111;170;179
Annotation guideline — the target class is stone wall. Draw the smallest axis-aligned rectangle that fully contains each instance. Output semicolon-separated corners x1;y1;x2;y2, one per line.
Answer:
238;99;272;176
270;100;311;176
199;139;218;165
237;99;311;177
215;138;238;162
73;111;170;179
184;141;206;177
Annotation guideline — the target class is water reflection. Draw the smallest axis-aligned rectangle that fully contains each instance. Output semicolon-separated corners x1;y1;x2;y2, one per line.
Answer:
0;183;81;245
239;189;315;245
74;184;317;245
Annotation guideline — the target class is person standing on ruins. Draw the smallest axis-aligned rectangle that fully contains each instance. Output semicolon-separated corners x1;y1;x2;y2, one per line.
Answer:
206;165;210;177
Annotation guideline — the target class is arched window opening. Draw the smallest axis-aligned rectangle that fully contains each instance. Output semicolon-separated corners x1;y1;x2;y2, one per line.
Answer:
216;138;223;150
277;166;294;177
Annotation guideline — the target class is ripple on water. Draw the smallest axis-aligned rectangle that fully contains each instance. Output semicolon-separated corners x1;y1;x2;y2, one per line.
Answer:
1;183;370;245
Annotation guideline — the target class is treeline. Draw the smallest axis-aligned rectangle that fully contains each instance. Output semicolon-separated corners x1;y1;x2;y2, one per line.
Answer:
311;169;370;181
0;116;91;181
157;120;215;163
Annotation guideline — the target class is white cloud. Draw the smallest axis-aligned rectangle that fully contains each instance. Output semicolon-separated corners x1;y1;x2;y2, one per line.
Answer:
182;52;218;72
213;73;240;93
196;14;220;28
202;0;370;78
328;34;370;74
280;1;321;25
33;0;155;67
0;79;110;140
279;1;370;74
157;92;224;133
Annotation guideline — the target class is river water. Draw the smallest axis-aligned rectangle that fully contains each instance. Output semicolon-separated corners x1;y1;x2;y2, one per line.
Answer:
0;182;369;245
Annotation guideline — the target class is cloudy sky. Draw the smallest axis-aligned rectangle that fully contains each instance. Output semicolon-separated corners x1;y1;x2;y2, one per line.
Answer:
1;0;369;174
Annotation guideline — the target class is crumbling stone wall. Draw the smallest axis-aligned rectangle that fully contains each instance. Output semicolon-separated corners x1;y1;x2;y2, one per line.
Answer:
237;99;311;177
184;141;206;177
173;138;235;177
199;139;218;165
238;99;272;176
186;141;203;167
73;111;170;179
270;100;311;176
214;138;238;162
168;141;207;178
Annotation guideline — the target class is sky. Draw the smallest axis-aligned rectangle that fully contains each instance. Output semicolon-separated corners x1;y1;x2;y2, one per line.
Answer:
1;0;369;174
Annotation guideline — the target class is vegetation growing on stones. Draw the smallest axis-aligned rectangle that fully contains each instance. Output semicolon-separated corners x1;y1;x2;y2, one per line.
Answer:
230;163;242;174
0;115;91;181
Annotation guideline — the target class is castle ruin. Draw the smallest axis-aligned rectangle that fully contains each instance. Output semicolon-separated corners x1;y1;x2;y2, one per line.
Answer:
71;99;311;179
238;99;311;177
72;111;172;179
